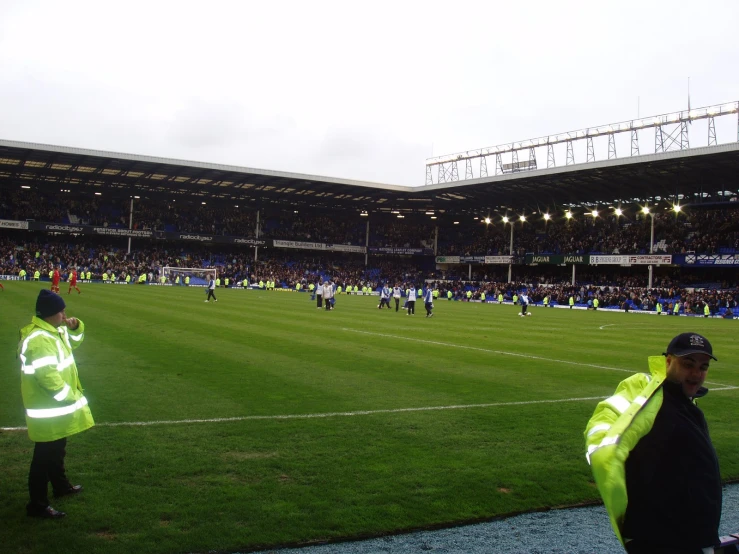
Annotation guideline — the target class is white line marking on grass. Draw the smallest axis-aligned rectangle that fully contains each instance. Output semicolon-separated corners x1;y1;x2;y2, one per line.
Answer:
0;396;609;432
3;389;737;433
340;328;738;389
599;324;616;330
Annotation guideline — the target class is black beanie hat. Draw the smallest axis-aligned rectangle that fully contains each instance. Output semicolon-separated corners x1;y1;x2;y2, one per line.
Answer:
36;290;66;319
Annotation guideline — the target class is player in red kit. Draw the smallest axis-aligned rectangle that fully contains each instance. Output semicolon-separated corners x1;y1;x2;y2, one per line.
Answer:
68;268;81;295
51;267;61;294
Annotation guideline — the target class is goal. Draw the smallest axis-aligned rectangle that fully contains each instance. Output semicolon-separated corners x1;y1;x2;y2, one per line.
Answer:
161;266;217;286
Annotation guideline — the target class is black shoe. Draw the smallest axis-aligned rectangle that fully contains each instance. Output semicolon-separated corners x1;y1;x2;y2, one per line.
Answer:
54;485;83;498
27;505;66;519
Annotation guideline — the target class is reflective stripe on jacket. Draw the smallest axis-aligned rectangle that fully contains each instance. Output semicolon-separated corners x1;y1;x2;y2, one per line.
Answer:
18;316;95;442
584;356;665;546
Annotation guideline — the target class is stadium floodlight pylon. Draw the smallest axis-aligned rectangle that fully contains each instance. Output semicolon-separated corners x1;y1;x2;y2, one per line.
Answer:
161;266;217;286
425;100;739;183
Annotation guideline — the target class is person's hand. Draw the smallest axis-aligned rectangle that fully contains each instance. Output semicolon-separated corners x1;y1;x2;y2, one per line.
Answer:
63;317;79;330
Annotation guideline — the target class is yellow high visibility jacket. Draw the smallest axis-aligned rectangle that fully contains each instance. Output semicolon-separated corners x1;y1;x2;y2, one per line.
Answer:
18;317;94;443
584;357;666;546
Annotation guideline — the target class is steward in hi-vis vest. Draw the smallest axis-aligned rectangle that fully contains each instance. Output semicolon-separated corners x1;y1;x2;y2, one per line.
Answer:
19;290;94;519
585;333;721;552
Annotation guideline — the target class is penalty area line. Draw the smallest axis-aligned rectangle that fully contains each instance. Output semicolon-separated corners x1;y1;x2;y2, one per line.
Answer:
340;328;738;389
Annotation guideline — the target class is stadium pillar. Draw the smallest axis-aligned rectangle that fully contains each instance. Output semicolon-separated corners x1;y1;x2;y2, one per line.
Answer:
254;210;260;262
434;226;438;255
648;212;655;289
468;264;472;280
127;197;134;254
507;224;514;283
365;220;370;266
572;264;575;286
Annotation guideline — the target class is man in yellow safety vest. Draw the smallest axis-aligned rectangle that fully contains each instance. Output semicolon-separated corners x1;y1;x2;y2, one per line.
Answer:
18;290;94;519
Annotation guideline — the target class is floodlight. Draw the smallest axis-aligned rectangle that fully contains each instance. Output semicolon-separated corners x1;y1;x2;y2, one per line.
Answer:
565;211;573;219
672;204;682;213
502;216;509;223
614;208;623;217
484;217;491;224
425;211;434;215
642;206;650;214
543;213;551;221
519;215;526;222
591;209;599;218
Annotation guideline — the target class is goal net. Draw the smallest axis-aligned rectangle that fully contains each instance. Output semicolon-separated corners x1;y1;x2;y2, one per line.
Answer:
161;266;217;286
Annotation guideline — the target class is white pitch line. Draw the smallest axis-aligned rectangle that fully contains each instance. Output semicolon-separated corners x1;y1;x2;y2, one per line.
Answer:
599;324;616;330
0;395;609;432
341;328;738;389
3;388;738;433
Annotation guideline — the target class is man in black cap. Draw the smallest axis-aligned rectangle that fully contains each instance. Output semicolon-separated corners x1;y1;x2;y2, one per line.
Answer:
18;290;94;519
585;333;722;553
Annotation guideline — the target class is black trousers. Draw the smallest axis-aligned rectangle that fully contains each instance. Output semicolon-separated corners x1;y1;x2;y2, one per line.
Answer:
395;298;400;311
325;298;331;310
316;295;322;308
206;290;217;301
522;304;528;315
425;302;433;315
407;301;415;314
28;438;71;508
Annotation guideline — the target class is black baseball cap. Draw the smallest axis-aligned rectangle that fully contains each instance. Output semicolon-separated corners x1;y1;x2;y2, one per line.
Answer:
663;333;717;361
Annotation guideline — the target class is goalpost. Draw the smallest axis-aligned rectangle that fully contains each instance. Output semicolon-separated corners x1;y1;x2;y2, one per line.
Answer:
161;266;217;286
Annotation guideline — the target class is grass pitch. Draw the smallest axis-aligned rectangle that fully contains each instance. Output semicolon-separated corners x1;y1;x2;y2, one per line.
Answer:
1;283;738;554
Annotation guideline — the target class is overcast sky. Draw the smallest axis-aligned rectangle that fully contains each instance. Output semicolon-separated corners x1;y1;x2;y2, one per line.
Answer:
1;0;738;186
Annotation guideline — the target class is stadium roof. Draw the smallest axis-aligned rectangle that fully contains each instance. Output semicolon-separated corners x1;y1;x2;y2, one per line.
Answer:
1;138;738;216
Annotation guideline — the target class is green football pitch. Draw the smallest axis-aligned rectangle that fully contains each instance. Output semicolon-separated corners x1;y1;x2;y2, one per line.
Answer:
2;282;738;554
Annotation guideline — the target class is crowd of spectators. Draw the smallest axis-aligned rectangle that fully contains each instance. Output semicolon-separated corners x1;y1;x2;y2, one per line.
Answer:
4;189;739;254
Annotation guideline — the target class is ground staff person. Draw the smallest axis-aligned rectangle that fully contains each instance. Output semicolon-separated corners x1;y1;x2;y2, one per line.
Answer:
19;290;94;519
585;333;722;553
